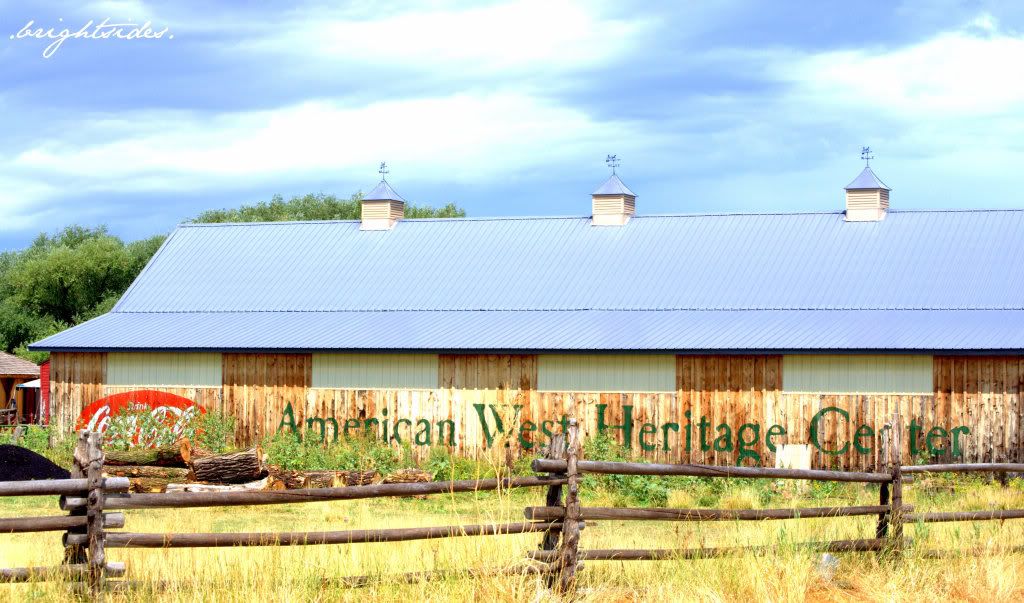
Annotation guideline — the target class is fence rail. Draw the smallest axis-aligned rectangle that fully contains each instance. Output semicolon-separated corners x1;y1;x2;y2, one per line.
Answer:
7;418;1024;598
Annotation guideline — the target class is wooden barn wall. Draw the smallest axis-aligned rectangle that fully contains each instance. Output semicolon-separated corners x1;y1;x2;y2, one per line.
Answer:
47;352;1024;469
222;353;312;445
438;355;538;390
49;352;107;433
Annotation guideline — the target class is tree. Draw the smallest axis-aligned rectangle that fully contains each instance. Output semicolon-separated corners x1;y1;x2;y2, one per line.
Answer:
1;193;465;361
191;193;465;223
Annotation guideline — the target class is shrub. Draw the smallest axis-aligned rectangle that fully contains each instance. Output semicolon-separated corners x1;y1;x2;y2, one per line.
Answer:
262;431;404;473
193;411;236;453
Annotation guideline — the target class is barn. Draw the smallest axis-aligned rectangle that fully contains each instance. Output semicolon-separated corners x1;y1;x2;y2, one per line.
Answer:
0;352;41;425
30;164;1024;469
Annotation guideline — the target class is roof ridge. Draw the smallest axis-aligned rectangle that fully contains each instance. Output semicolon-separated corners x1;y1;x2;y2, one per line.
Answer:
173;208;1024;228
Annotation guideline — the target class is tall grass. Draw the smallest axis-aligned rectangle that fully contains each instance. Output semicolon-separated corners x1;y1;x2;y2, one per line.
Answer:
5;479;1024;601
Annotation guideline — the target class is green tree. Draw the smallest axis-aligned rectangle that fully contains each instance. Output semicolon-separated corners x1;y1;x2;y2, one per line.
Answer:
2;193;464;362
191;193;465;223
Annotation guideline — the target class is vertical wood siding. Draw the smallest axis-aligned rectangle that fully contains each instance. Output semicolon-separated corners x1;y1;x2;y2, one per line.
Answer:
313;354;438;389
783;355;932;394
438;355;537;390
676;355;783;466
222;353;312;445
537;355;676;392
46;352;1024;469
49;352;106;433
107;353;222;387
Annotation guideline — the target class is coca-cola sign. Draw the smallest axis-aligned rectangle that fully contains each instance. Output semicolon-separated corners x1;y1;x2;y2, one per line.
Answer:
77;390;205;446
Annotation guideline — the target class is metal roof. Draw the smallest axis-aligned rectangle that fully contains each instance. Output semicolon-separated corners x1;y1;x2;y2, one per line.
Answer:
845;167;890;190
363;180;405;202
592;174;636;196
31;209;1024;352
29;309;1024;352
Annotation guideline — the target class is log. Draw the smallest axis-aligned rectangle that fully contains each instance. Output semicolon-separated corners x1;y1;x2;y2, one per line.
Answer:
0;515;86;534
104;440;191;467
343;470;380;486
525;504;903;522
0;477;129;497
382;468;431;498
165;477;270;493
529;538;904;562
382;468;432;484
103;475;568;510
531;459;892;484
107;521;561;548
129;477;176;493
191;447;264;484
904;510;1024;523
268;466;307;489
0;562;125;583
901;463;1024;474
305;471;338;489
103;465;192;480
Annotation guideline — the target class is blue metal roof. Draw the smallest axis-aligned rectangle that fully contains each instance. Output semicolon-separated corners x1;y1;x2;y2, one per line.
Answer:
845;167;890;190
31;209;1024;352
363;180;405;202
592;175;636;196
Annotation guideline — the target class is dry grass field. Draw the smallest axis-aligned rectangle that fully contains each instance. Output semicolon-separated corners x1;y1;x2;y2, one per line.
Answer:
4;478;1024;602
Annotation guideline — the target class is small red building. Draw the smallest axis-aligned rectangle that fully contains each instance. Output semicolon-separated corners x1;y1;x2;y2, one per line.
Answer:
0;352;41;425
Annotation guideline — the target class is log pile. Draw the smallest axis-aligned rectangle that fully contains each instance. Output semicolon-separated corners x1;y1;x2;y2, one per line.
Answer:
382;469;432;484
382;468;432;498
101;440;432;493
103;441;270;493
191;447;264;484
266;467;381;489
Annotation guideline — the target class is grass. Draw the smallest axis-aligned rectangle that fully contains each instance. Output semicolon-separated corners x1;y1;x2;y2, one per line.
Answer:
5;477;1024;601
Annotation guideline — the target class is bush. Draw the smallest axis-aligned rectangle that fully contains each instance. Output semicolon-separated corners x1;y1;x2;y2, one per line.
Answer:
9;425;74;469
262;431;405;473
193;411;236;453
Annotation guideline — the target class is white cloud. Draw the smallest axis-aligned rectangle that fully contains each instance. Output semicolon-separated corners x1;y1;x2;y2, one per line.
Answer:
13;91;645;188
780;16;1024;116
246;0;647;75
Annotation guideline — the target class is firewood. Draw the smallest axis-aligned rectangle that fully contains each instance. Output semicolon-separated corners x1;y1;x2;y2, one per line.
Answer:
191;447;264;484
103;465;192;480
382;469;432;498
343;470;380;486
128;477;176;493
267;466;308;489
104;440;191;468
165;477;270;493
305;471;337;489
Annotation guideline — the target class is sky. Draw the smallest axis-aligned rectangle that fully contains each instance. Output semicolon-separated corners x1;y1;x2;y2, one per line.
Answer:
1;0;1023;249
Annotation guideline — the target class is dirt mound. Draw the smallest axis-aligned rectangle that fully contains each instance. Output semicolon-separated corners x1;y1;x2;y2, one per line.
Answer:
0;445;71;481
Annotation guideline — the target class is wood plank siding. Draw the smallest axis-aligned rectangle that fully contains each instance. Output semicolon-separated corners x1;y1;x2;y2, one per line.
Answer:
222;353;312;445
50;352;107;434
47;352;1024;469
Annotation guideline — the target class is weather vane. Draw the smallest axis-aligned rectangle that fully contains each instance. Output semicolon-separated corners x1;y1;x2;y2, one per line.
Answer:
860;147;874;167
378;161;389;180
606;154;620;175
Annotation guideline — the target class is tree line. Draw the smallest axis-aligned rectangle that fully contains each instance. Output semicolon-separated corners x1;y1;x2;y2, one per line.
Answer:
0;193;465;362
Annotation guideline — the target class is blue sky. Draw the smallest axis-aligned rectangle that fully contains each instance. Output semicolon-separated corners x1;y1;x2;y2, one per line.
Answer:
1;0;1023;249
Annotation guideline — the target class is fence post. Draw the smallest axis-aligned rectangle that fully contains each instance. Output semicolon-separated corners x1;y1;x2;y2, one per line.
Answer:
555;419;581;593
63;431;89;565
85;431;107;597
889;411;904;554
539;432;566;553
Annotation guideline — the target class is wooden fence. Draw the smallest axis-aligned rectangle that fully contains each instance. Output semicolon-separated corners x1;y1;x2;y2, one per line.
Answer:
7;420;1024;597
0;431;127;597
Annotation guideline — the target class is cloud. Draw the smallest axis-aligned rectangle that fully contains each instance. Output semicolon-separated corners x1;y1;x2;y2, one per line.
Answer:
13;91;648;187
247;0;647;75
780;14;1024;117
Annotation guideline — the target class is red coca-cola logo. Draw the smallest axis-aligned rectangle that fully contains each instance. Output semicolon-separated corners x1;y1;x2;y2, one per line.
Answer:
77;390;205;443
